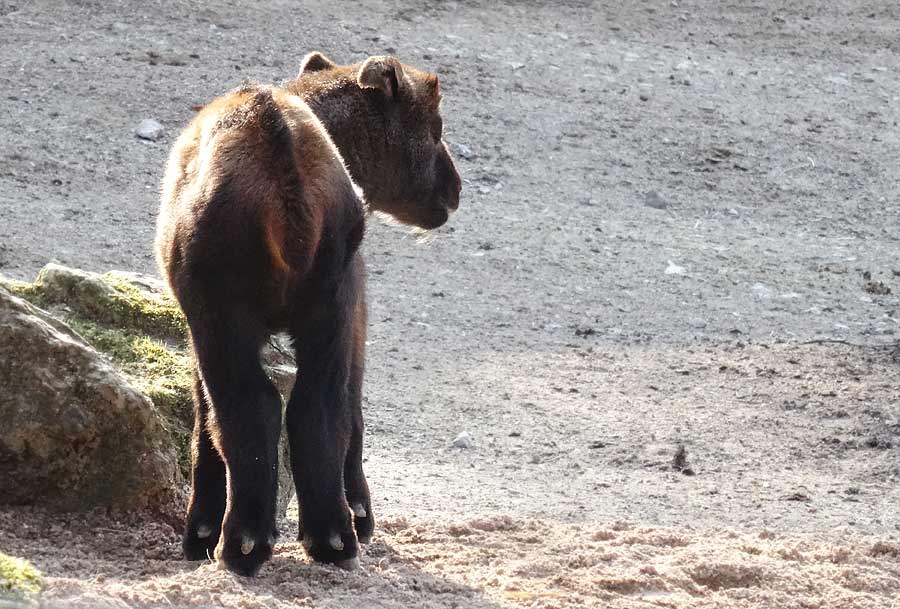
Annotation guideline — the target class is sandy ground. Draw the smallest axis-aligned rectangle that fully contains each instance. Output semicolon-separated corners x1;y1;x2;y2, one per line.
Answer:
1;0;900;607
4;507;900;609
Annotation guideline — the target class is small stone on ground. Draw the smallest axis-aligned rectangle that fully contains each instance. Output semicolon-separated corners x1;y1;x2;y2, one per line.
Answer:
135;119;164;141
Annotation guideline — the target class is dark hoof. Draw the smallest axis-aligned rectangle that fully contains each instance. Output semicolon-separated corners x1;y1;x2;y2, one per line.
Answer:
302;529;359;567
350;502;374;544
215;533;274;577
182;523;219;561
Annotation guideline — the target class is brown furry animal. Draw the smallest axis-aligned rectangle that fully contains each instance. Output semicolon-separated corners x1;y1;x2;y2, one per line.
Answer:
155;52;461;576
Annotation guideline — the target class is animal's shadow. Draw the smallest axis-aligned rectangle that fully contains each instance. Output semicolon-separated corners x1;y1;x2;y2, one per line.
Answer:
0;506;507;609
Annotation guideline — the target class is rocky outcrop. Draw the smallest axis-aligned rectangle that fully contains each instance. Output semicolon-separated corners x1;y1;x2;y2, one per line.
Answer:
0;265;298;518
30;263;186;339
0;287;182;515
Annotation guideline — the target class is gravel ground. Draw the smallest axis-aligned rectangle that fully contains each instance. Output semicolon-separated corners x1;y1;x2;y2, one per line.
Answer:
1;0;899;607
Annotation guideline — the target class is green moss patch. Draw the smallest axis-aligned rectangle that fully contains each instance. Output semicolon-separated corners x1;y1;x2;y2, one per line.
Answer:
0;553;42;602
1;267;194;478
99;272;187;339
65;318;194;477
0;279;48;308
2;264;186;339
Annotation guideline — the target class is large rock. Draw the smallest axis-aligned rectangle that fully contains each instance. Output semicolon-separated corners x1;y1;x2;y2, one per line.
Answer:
0;287;182;515
1;265;298;518
34;263;185;339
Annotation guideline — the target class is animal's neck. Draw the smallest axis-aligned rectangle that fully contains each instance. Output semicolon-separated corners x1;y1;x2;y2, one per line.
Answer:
291;77;384;201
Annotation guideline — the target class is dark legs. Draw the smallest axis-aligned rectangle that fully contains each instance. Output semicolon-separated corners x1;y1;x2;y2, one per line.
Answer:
343;298;373;543
177;256;372;573
286;258;370;567
182;364;227;561
184;302;282;576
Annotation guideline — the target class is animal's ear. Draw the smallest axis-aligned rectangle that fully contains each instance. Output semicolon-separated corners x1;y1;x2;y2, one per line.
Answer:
424;74;441;105
298;51;336;76
357;56;405;100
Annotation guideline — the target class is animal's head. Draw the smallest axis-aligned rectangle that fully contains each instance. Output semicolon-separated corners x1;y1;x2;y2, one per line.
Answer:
296;52;462;230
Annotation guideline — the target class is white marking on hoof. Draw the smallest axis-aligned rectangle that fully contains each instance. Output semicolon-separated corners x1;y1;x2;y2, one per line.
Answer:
336;557;360;571
351;503;367;518
197;525;212;539
329;532;344;551
358;534;372;545
267;534;276;547
241;536;255;555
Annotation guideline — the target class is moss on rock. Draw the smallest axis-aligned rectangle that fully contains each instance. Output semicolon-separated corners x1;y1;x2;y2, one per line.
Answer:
99;272;187;339
0;553;42;603
0;287;184;515
1;267;194;479
1;264;297;516
65;318;194;476
3;263;187;339
0;278;47;308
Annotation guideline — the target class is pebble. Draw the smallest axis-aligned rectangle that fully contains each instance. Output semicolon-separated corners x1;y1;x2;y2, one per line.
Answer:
643;190;670;209
688;318;708;329
135;119;164;141
752;283;772;300
451;142;475;160
665;261;686;275
452;431;474;449
863;280;891;295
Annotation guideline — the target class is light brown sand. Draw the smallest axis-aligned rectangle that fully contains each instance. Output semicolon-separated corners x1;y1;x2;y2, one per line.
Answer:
3;507;899;609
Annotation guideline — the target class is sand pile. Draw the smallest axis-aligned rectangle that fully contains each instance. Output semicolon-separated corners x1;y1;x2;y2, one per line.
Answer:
2;507;898;609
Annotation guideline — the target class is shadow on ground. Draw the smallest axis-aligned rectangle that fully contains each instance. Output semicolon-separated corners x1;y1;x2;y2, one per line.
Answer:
3;504;900;609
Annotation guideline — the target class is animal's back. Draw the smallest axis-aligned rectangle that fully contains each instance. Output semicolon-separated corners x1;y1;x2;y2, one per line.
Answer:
155;84;361;298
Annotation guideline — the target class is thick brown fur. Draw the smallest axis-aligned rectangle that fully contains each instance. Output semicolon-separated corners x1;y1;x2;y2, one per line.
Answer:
155;53;460;576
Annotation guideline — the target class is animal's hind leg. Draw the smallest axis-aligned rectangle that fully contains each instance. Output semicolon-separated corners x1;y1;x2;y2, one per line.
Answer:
343;294;373;544
286;262;361;568
182;362;227;561
186;297;282;577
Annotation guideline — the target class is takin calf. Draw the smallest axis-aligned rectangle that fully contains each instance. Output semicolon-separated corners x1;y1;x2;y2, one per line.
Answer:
155;52;461;576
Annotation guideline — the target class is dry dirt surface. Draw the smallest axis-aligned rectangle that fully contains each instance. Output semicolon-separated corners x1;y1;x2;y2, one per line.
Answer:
1;0;900;608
